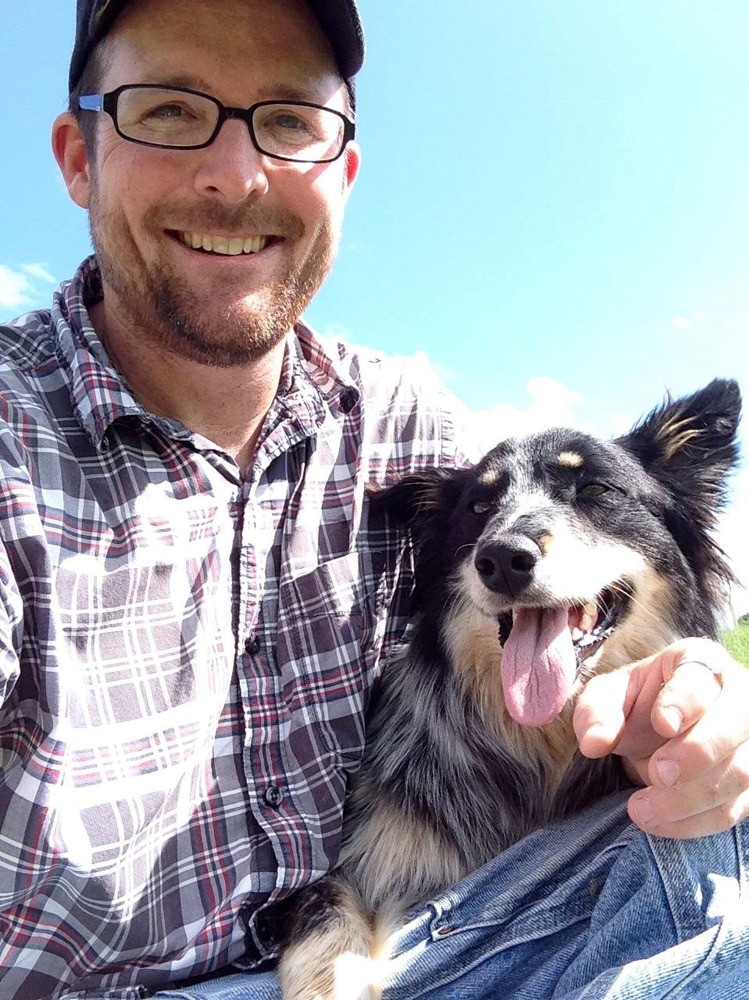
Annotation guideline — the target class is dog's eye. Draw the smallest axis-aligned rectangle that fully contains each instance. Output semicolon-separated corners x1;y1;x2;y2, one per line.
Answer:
469;499;493;515
577;483;609;499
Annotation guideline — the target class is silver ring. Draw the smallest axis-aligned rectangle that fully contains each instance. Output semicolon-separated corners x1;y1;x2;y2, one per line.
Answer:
676;657;724;688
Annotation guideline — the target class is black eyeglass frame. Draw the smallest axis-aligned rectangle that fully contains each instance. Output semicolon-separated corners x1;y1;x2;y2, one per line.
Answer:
78;84;356;164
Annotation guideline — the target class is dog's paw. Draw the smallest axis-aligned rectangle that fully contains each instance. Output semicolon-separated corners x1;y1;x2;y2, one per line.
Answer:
279;944;381;1000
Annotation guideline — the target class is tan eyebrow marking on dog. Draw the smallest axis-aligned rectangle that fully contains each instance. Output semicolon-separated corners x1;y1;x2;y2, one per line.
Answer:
479;469;500;486
538;532;555;555
557;451;584;468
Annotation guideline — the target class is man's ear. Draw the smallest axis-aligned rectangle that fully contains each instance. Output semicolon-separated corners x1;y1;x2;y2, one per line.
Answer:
342;139;360;195
51;111;93;210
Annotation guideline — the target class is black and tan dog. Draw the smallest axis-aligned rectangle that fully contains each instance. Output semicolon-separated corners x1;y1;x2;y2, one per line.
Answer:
279;378;741;999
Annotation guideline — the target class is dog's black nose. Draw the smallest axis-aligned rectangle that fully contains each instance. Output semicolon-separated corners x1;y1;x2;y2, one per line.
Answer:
474;535;540;597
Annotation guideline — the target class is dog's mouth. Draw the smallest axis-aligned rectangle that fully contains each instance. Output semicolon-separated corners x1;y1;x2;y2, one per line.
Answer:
496;583;632;729
498;584;630;664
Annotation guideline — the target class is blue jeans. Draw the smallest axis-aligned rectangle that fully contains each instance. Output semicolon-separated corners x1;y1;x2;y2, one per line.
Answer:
154;792;748;999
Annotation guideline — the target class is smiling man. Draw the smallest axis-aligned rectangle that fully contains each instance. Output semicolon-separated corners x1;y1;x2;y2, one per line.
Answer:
0;1;748;998
58;0;360;472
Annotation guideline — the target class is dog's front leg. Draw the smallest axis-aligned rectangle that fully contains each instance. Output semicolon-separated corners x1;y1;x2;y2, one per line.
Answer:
278;872;381;1000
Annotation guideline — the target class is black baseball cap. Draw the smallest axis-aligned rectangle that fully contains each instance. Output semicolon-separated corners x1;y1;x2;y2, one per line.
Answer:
69;0;365;93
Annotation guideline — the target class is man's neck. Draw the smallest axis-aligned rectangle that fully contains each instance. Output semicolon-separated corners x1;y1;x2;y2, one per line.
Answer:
89;301;286;476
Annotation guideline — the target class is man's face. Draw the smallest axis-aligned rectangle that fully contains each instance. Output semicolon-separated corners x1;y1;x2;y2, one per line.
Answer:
67;0;359;366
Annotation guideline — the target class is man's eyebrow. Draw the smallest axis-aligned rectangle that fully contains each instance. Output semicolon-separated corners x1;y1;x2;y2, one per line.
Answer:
136;75;338;106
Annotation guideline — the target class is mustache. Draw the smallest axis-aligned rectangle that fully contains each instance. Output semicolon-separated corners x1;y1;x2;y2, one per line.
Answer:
147;202;304;237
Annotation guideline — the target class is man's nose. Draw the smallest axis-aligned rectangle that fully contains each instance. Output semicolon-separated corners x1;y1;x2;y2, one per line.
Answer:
192;118;270;202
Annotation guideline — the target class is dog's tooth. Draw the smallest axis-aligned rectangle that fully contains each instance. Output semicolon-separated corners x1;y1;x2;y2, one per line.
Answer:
579;601;599;632
571;627;584;643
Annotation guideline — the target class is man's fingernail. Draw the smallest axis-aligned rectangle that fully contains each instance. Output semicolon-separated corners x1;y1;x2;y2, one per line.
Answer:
655;758;681;787
660;706;683;733
631;795;654;827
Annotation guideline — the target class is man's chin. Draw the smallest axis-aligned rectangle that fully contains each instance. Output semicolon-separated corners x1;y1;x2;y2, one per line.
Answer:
94;226;331;364
155;312;290;368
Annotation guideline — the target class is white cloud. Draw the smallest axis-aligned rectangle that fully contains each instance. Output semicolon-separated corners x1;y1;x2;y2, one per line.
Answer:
0;263;56;311
22;263;56;284
465;377;584;453
0;265;32;310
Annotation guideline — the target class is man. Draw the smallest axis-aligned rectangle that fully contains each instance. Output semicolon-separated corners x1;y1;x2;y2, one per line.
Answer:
0;1;747;997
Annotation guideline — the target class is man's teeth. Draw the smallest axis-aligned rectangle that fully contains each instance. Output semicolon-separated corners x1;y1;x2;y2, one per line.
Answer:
180;233;269;255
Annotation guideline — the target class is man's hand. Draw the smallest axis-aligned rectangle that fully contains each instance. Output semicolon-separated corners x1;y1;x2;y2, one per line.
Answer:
573;637;749;838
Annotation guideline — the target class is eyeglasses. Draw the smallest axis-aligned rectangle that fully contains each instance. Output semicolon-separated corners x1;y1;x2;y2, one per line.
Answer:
78;84;356;164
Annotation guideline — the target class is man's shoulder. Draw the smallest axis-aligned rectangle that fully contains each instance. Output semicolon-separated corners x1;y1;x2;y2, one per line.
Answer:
294;323;475;476
295;323;459;414
0;308;59;389
0;310;65;472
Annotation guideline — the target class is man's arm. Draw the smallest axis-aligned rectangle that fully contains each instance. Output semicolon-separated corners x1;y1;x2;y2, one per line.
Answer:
574;636;749;837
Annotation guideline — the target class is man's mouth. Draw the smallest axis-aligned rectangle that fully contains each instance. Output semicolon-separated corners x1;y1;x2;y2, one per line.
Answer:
177;232;271;255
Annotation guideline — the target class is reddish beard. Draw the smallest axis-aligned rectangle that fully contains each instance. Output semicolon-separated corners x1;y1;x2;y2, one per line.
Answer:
88;187;338;367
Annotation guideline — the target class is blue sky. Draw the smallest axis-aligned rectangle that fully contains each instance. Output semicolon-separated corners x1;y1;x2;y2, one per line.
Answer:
1;1;747;607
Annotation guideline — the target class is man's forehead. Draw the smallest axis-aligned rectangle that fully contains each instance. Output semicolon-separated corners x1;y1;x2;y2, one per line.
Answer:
96;1;349;110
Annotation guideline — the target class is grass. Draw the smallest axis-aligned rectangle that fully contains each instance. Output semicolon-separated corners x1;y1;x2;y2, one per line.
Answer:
722;618;749;668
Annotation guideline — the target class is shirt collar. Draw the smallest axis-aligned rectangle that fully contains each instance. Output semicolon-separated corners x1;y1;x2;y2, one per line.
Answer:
51;256;361;451
52;256;154;450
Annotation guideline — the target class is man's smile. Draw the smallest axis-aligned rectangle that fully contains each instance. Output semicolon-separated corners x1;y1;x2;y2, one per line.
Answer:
177;231;272;255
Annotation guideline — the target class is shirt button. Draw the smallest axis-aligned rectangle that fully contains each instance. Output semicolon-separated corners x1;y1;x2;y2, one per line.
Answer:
245;634;261;655
256;912;278;943
339;387;358;414
264;785;284;808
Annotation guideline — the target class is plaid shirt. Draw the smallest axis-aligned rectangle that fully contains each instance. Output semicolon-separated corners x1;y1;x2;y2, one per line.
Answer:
0;258;467;999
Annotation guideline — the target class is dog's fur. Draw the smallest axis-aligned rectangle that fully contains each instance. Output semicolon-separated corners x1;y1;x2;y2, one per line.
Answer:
278;379;741;999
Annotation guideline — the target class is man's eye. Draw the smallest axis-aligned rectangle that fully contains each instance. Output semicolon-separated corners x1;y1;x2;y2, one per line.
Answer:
264;112;320;140
271;113;307;131
143;103;191;120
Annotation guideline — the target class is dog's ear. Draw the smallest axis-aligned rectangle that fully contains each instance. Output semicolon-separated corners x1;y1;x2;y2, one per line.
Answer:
369;466;470;544
370;467;472;615
616;378;741;510
616;379;741;592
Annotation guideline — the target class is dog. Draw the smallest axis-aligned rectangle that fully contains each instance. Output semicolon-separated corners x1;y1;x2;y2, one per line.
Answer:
277;378;741;999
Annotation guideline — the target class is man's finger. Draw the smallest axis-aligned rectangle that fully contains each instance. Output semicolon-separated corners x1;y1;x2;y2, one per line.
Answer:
650;657;724;738
628;794;749;839
647;658;749;784
627;745;749;837
575;638;741;760
574;656;667;760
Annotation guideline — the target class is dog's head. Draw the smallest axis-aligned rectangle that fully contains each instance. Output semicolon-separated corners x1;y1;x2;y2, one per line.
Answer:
373;379;741;728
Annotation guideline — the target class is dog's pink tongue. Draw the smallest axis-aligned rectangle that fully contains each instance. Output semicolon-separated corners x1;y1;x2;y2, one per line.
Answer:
501;607;576;728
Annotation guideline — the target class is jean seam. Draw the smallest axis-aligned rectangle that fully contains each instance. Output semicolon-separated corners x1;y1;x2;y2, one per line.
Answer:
656;825;741;998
